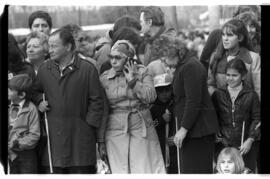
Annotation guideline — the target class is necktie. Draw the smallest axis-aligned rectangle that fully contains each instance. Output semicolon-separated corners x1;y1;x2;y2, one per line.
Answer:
10;104;19;119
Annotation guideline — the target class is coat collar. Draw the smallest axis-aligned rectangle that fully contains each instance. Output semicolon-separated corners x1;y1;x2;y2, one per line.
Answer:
9;100;31;114
46;53;80;80
19;100;31;114
218;82;254;95
47;52;80;70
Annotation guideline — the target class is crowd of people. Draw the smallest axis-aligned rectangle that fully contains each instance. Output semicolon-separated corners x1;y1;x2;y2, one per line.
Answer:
7;5;261;174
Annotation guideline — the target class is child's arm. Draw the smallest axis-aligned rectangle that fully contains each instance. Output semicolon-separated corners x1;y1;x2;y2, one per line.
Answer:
248;92;261;140
15;105;40;150
240;92;260;155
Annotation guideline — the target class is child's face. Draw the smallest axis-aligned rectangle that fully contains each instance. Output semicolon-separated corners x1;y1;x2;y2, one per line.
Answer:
156;86;172;103
8;88;20;103
219;155;236;174
226;68;243;88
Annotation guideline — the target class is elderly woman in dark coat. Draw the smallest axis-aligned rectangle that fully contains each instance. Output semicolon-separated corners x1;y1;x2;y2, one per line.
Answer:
170;37;219;173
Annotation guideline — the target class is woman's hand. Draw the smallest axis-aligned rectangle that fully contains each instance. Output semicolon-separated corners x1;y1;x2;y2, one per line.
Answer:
174;127;188;148
123;60;136;82
239;138;254;155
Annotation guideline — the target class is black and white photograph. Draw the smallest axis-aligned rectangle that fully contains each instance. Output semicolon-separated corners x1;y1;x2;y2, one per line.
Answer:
0;0;267;176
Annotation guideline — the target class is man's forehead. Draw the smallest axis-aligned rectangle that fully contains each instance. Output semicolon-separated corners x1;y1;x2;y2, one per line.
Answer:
33;18;47;24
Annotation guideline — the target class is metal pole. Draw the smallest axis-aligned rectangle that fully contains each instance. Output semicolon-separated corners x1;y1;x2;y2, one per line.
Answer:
43;94;53;173
7;159;10;174
175;117;180;174
241;121;245;147
165;121;170;170
165;109;171;171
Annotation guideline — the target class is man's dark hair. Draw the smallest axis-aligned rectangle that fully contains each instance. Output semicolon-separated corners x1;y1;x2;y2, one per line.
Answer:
112;27;142;47
60;24;82;37
110;15;141;39
28;10;53;29
50;29;76;51
140;6;165;26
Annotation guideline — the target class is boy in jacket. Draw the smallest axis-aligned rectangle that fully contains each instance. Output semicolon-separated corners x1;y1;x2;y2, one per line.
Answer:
150;73;177;173
8;74;40;173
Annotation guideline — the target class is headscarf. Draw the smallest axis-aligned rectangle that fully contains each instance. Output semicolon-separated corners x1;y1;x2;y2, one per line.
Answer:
111;40;136;58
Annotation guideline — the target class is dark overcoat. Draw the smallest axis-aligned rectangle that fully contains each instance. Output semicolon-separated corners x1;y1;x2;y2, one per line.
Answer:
33;54;104;167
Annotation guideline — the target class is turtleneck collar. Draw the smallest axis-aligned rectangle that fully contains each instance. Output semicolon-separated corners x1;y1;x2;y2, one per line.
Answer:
228;83;243;92
227;83;243;102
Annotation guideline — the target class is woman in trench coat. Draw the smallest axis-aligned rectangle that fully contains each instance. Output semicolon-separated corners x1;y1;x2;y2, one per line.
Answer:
100;40;166;173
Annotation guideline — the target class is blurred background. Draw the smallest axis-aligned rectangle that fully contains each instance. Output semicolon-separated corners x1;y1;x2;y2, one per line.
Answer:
8;5;240;38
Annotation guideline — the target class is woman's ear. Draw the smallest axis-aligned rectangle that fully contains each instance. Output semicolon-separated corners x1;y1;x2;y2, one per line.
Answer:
65;43;73;52
241;73;247;81
238;34;244;43
18;91;26;99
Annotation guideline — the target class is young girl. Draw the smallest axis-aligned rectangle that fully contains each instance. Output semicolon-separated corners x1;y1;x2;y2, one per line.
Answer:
212;58;260;172
216;147;251;174
208;19;261;100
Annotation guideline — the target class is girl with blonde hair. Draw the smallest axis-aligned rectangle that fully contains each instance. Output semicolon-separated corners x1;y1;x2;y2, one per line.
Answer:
216;147;251;174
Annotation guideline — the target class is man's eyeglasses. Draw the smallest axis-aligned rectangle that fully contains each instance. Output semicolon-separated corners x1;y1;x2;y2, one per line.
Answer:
108;54;126;60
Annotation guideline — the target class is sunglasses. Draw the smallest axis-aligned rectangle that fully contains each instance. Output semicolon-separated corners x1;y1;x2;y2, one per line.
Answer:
108;54;126;60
